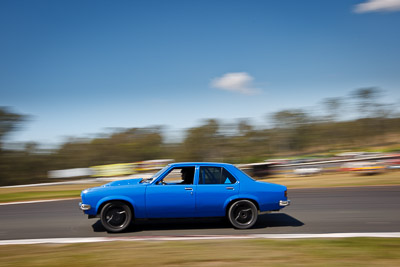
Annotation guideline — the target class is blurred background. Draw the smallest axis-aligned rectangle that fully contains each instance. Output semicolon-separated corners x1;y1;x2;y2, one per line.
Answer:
1;0;400;186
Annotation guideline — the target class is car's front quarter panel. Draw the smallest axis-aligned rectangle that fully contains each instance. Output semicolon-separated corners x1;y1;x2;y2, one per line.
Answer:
80;187;103;215
80;185;147;217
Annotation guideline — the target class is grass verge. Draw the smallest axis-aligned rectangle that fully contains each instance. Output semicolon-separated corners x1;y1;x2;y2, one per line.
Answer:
262;171;400;189
0;190;81;203
0;184;99;203
0;238;400;266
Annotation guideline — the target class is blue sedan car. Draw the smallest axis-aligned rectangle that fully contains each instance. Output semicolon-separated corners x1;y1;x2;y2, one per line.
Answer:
80;162;290;232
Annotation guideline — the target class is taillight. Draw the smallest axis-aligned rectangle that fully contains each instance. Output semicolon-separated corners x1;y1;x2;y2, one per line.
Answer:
284;190;288;198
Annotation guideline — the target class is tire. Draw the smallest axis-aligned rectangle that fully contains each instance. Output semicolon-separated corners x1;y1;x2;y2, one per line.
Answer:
100;201;132;233
227;200;258;229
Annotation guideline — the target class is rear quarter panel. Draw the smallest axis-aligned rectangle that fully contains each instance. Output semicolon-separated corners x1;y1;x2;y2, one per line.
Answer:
227;166;287;212
240;180;287;212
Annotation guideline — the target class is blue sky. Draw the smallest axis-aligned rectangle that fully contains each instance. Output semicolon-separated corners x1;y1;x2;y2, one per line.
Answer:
1;0;400;146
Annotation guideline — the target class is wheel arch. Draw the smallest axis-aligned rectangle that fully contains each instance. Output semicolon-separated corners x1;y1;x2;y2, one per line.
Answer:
96;196;135;216
224;196;260;216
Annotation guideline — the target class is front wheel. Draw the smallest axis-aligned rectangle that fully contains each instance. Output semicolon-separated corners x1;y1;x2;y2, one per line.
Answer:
227;200;258;229
100;201;132;233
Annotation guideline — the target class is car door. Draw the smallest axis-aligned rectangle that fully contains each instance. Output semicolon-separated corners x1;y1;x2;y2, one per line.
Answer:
195;166;239;217
145;166;196;218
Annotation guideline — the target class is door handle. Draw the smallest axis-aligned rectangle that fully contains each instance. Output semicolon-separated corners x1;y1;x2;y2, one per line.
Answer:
226;187;234;190
185;187;193;191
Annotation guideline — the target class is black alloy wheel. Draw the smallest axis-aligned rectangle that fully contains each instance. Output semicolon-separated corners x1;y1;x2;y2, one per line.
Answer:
100;201;132;233
227;200;258;229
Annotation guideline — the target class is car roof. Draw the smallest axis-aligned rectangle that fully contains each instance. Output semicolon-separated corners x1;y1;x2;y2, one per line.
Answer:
168;162;234;168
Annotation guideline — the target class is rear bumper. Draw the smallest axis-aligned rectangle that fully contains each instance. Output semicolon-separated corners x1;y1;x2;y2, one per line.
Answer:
279;200;291;207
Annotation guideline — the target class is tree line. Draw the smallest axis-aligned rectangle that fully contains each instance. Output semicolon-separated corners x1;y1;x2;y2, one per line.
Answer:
1;87;399;185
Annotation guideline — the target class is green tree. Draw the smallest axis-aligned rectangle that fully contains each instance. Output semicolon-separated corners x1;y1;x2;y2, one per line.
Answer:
350;87;382;118
322;97;343;122
0;107;26;148
269;109;314;153
179;119;222;162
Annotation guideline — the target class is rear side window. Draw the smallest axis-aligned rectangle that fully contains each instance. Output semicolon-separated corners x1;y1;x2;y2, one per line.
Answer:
199;167;237;184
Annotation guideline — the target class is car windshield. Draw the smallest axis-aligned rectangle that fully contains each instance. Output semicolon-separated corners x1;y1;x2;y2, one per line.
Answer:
140;165;169;183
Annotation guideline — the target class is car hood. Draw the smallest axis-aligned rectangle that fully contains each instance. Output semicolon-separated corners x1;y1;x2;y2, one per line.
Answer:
102;178;144;187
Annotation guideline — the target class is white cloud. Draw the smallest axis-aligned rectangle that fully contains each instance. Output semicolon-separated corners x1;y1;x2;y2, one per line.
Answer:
354;0;400;13
211;72;261;95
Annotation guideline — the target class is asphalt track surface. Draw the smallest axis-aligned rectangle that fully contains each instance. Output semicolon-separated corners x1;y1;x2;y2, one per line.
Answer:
1;186;400;240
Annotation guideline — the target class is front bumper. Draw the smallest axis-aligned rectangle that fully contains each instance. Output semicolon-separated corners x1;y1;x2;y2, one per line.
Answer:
79;202;91;211
279;200;291;207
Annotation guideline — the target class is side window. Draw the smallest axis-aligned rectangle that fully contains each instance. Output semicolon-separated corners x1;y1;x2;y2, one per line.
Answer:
157;167;195;185
199;167;236;184
222;168;237;184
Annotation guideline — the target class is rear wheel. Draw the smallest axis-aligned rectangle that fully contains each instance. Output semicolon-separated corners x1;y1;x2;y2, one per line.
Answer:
227;200;258;229
100;201;132;233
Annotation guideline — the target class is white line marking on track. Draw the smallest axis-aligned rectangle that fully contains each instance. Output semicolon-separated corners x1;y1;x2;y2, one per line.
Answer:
0;198;79;206
1;233;400;245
